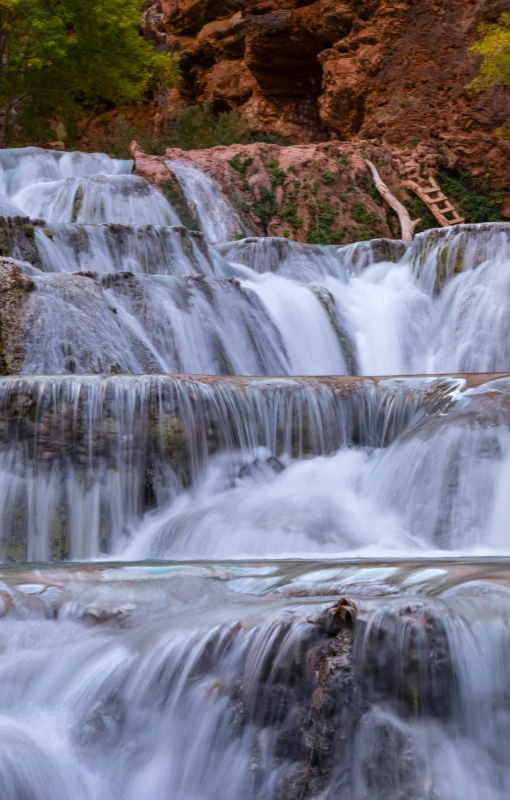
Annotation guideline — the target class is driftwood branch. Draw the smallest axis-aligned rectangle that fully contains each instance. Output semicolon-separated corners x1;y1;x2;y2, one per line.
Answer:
364;160;421;242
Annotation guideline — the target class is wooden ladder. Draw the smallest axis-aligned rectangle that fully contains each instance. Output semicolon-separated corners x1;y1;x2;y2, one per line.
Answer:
402;174;465;228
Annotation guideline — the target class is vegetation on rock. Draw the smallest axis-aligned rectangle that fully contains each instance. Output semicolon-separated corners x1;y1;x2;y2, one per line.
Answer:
469;14;510;91
438;171;504;225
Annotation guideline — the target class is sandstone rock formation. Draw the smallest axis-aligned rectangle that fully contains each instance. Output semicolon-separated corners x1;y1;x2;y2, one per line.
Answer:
133;139;428;242
145;0;510;204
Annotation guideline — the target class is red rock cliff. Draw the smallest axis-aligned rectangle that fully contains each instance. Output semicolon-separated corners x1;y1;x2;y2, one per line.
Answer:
144;0;510;197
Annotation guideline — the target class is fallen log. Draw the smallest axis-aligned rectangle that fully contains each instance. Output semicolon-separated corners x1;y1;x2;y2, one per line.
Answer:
365;159;421;241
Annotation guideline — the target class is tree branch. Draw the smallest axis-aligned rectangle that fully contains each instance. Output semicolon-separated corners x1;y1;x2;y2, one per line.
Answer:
364;160;421;242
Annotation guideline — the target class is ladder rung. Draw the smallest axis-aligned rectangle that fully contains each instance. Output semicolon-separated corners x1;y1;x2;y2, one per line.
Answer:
436;203;455;213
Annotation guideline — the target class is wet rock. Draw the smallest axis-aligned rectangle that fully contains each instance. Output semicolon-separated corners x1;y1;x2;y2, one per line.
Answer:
80;602;135;626
0;258;35;374
77;695;125;746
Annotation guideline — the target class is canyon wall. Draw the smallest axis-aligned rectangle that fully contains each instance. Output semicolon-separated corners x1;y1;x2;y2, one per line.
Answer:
144;0;510;202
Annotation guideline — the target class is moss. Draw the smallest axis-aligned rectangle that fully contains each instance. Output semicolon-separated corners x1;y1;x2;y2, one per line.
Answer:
0;225;11;257
253;187;277;234
228;155;253;192
307;201;344;245
351;202;383;240
23;224;34;238
438;169;504;223
281;186;303;233
72;186;83;223
321;170;336;185
402;196;437;234
268;160;286;188
160;179;200;231
356;172;383;206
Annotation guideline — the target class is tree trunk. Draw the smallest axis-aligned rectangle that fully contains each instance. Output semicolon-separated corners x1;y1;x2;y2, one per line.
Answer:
364;160;421;242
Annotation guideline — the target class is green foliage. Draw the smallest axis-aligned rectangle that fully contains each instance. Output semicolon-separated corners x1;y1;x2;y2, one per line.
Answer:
308;201;344;245
268;160;286;188
93;117;162;160
167;102;252;150
100;102;283;158
281;186;302;233
439;170;504;223
321;170;336;185
228;155;253;190
160;180;199;231
253;187;277;234
0;0;180;145
153;102;287;152
468;13;510;91
228;155;253;178
351;202;383;241
356;172;383;206
402;196;436;234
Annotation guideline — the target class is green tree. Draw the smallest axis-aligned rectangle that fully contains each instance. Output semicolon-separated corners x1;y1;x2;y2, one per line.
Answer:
468;13;510;91
0;0;180;145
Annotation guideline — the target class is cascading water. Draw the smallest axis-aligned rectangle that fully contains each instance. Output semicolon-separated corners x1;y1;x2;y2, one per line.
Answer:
167;159;247;243
1;146;510;798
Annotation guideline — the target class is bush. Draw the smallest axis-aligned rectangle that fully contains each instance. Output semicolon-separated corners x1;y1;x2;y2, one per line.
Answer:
164;102;287;151
438;170;504;224
0;0;179;146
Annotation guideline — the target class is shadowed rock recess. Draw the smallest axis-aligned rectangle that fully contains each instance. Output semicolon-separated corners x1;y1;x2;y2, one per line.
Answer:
1;146;510;798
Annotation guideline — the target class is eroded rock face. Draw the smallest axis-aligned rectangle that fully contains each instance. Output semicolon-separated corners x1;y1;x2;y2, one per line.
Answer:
151;0;510;203
133;139;413;243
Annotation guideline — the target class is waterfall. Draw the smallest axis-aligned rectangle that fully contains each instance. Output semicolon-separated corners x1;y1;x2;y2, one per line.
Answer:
166;160;247;243
0;562;508;799
0;374;451;561
33;223;213;275
1;145;510;799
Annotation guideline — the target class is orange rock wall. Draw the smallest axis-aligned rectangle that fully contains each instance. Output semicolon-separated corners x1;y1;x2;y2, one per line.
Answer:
146;0;510;199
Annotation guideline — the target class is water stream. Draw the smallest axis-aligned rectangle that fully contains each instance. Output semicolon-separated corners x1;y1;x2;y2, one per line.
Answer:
0;147;509;798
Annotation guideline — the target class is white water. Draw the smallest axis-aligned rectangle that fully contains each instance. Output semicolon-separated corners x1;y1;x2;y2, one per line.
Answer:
1;146;510;799
167;159;247;242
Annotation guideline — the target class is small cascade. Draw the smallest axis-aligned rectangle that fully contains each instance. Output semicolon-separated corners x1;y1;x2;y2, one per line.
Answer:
167;160;247;242
20;272;350;375
215;236;344;280
1;148;510;377
14;174;181;225
0;146;131;195
0;374;456;560
34;223;212;275
0;563;507;799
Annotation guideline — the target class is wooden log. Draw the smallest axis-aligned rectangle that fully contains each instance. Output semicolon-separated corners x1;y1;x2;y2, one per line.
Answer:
364;160;421;242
